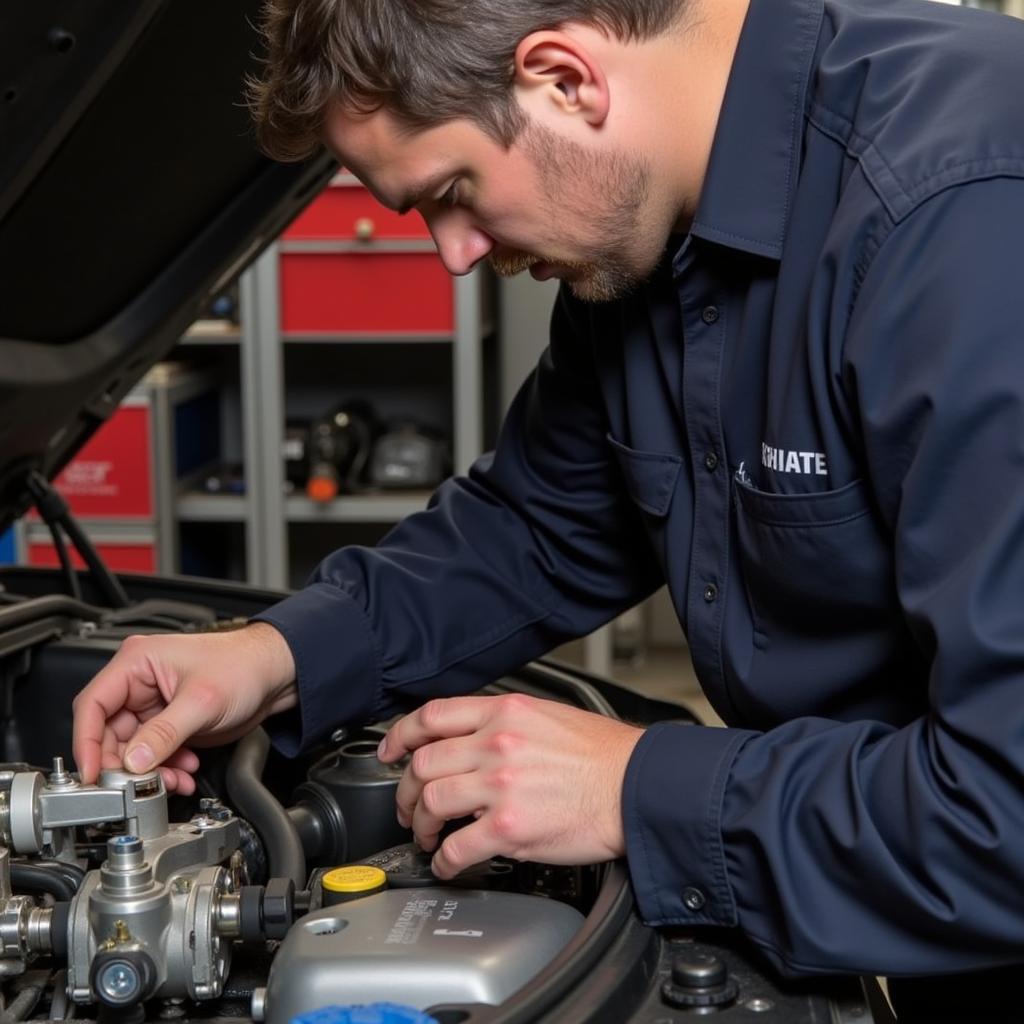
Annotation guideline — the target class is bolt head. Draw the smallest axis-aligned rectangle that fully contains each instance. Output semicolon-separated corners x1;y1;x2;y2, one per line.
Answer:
98;962;141;1003
110;835;143;852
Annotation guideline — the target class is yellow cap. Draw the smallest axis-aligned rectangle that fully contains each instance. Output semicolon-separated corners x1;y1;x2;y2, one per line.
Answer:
322;865;387;894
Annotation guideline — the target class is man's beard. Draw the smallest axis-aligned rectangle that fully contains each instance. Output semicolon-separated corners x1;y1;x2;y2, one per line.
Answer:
488;122;653;303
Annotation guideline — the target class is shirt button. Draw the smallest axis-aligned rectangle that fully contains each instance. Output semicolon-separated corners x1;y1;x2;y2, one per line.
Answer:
701;305;720;325
682;886;707;911
704;451;719;472
703;584;718;603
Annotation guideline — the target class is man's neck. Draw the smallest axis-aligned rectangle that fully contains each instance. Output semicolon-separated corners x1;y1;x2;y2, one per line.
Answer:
650;0;753;232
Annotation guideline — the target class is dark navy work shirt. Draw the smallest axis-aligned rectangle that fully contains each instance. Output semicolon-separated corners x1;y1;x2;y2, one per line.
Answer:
259;0;1024;976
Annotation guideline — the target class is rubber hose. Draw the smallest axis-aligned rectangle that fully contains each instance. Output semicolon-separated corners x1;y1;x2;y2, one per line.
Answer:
0;978;46;1023
226;729;306;889
32;858;86;887
9;862;78;902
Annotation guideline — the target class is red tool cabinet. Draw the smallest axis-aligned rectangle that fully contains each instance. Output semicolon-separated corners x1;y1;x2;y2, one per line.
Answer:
279;175;452;335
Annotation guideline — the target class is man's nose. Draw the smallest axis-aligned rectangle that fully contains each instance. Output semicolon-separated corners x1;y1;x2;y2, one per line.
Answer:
428;214;494;276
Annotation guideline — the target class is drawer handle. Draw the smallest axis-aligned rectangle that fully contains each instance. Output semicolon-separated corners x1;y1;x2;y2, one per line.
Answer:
354;217;376;241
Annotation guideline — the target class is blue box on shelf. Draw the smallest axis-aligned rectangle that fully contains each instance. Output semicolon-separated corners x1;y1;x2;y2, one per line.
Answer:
0;528;15;565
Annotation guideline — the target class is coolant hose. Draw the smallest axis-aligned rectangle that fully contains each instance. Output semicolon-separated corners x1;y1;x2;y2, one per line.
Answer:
9;862;78;902
0;975;47;1023
32;858;86;887
226;728;306;889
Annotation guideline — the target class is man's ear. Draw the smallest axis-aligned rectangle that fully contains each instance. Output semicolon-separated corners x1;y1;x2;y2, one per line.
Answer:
513;30;610;127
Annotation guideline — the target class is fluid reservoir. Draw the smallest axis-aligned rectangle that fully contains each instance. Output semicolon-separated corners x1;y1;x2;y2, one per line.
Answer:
294;738;409;863
321;865;388;906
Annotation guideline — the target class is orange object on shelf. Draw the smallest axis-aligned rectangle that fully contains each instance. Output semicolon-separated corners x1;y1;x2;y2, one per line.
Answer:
306;475;340;503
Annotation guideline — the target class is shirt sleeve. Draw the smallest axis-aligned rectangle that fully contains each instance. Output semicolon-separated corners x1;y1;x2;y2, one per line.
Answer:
624;176;1024;977
255;288;663;755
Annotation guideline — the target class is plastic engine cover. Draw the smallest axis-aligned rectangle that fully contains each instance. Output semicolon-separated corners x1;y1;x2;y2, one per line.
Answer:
262;887;585;1021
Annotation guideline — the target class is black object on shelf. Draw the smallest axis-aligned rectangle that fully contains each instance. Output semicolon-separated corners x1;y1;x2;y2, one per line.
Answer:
369;422;450;491
302;400;377;502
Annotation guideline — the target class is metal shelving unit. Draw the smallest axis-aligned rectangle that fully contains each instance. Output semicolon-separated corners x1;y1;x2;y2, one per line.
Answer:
175;493;249;522
285;493;430;523
174;241;490;590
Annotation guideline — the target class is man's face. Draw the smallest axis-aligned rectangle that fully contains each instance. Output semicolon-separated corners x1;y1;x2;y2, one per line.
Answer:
325;105;668;303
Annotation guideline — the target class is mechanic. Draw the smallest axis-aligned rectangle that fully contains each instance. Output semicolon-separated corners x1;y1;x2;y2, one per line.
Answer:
72;0;1024;1013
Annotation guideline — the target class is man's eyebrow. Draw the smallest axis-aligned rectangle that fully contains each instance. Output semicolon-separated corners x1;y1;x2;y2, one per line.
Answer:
396;173;451;215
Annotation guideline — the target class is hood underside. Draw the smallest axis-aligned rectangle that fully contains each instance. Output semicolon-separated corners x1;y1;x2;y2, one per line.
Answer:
0;0;335;533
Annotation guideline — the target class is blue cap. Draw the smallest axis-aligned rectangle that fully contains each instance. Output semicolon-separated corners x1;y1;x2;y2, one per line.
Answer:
289;1005;438;1024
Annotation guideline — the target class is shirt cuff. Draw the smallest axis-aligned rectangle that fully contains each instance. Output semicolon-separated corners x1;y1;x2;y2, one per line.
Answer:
252;582;383;757
623;721;757;927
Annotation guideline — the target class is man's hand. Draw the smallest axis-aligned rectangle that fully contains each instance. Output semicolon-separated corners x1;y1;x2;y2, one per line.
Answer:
72;622;297;795
377;694;644;879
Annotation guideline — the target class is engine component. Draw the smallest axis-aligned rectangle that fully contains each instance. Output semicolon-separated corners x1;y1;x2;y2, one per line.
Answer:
227;729;306;888
0;848;56;978
319;865;387;906
89;949;158;1008
289;1004;438;1024
661;950;739;1010
293;736;409;864
252;887;585;1022
232;878;296;943
0;759;169;861
64;803;241;1006
0;761;298;1011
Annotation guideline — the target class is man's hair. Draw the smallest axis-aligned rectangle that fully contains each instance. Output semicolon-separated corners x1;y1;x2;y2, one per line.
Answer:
248;0;688;161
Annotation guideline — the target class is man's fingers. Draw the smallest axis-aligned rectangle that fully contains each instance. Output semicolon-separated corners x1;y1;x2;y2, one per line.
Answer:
72;672;130;784
164;747;201;773
431;818;496;880
394;737;480;826
123;686;221;774
159;766;197;795
411;773;483;852
379;697;497;761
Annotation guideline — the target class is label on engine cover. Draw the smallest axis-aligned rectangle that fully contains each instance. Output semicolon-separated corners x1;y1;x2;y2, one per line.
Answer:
385;897;438;945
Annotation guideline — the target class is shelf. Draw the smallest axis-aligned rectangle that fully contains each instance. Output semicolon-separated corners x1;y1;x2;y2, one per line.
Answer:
282;331;454;344
282;321;494;346
177;491;429;524
279;239;436;254
176;493;250;521
286;493;430;523
181;320;242;344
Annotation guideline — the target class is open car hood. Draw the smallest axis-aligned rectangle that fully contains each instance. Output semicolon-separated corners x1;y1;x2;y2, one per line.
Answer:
0;0;335;534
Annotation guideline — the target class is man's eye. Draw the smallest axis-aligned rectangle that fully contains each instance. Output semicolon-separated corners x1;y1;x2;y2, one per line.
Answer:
439;181;460;208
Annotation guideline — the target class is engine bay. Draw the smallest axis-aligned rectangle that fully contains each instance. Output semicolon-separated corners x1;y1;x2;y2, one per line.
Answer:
0;750;595;1022
0;569;883;1024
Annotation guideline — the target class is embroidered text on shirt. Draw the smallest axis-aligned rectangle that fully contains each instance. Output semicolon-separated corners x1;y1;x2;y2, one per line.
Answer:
761;443;828;477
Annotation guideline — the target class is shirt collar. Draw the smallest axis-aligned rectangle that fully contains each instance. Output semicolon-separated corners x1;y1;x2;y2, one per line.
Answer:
685;0;824;263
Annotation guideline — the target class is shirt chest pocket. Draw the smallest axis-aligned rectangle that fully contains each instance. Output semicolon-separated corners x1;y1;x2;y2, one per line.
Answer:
606;433;683;570
606;433;682;515
733;477;898;635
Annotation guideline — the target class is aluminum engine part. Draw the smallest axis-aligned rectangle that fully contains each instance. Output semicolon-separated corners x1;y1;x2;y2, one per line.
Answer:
0;848;53;978
1;762;170;861
0;764;245;1007
0;762;250;1006
66;812;241;1005
254;887;585;1022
